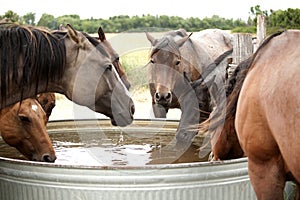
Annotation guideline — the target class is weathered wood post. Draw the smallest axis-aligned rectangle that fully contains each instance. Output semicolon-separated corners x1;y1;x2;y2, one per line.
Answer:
232;33;253;64
255;14;266;51
227;33;253;78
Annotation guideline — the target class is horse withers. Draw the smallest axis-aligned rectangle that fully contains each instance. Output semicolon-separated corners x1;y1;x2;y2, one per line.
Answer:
0;23;134;127
0;93;56;162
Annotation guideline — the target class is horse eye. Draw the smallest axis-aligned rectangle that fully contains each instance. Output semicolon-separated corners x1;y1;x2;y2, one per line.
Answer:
175;60;180;65
115;57;120;62
150;59;155;64
19;115;31;123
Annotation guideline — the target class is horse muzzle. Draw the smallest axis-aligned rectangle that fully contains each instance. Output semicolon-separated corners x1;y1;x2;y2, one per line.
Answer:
154;91;172;106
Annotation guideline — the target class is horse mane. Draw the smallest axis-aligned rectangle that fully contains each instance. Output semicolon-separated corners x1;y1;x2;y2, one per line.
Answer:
200;30;285;133
0;23;66;104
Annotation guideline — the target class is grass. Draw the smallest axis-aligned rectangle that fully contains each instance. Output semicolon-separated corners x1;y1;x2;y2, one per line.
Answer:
120;49;150;91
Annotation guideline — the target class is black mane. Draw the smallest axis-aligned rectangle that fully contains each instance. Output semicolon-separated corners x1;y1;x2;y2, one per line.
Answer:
0;23;66;103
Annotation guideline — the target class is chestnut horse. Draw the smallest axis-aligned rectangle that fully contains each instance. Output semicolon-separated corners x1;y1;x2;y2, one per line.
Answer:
0;93;56;162
235;30;300;199
146;29;232;144
0;23;134;127
201;30;300;199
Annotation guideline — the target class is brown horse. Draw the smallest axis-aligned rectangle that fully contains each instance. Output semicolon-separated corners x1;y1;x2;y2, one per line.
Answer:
235;30;300;199
0;94;56;162
0;23;134;127
146;29;232;144
36;93;56;121
97;27;131;90
201;30;300;199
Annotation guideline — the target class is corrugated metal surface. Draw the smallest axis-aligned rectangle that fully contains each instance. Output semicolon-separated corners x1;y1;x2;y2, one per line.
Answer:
0;120;257;200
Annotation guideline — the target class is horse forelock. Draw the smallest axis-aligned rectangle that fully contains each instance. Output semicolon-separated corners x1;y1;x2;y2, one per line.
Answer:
0;23;66;104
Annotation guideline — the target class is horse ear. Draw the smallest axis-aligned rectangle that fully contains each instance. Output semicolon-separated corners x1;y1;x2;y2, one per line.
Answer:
176;32;193;47
66;24;84;47
145;32;158;46
98;27;106;42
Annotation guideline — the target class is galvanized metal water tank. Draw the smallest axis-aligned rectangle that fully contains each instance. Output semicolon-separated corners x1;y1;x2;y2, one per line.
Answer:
0;119;256;200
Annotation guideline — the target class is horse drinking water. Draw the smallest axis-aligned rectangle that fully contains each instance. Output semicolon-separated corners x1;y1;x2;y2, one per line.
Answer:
0;23;134;127
0;93;56;162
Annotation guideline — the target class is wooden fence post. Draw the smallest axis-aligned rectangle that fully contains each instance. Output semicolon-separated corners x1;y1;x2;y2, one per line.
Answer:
226;33;253;78
256;14;266;49
232;33;253;65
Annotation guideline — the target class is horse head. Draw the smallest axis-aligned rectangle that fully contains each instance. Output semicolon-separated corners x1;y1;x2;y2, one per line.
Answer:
146;30;192;117
0;98;56;162
97;27;131;90
59;24;134;127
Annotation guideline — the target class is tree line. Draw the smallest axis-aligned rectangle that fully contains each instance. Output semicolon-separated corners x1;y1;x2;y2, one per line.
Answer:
1;6;300;34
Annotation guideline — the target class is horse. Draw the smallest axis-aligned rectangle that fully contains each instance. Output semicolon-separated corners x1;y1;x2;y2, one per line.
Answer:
36;93;56;120
0;94;56;162
0;23;134;127
58;25;131;90
198;57;251;161
201;30;300;199
234;30;300;199
146;28;232;144
97;27;131;90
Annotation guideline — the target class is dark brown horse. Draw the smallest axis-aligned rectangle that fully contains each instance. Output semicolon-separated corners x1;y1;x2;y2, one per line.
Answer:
201;30;300;199
0;93;56;162
146;29;232;144
0;23;134;127
97;27;131;90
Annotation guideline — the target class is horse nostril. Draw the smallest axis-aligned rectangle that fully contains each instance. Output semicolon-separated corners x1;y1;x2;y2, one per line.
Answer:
155;92;161;101
165;92;172;101
42;154;56;163
130;104;135;115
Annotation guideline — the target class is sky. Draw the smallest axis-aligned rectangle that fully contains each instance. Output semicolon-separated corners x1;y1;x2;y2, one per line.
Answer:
1;0;300;22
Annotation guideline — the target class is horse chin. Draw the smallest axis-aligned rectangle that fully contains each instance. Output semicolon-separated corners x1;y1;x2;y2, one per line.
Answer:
110;115;133;127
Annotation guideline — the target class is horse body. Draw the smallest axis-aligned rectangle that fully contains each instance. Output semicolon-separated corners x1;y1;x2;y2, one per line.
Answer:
235;30;300;199
0;23;134;127
0;95;56;162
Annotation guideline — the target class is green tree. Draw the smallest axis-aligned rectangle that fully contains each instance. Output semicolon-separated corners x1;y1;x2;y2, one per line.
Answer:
1;10;19;22
37;13;56;29
21;12;36;25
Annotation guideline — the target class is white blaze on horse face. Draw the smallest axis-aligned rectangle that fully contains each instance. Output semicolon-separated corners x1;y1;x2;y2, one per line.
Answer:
31;104;38;112
112;66;131;97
